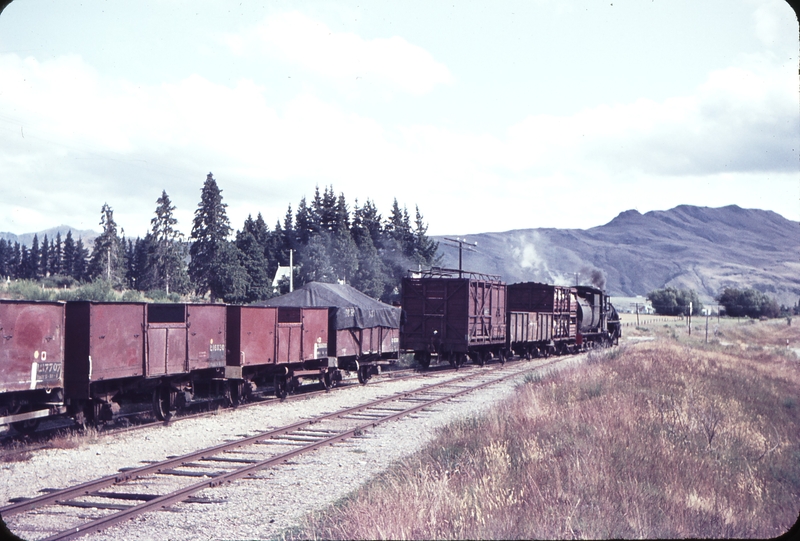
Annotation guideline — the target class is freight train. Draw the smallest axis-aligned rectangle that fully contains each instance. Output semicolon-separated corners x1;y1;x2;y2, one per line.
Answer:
0;270;619;433
401;268;621;368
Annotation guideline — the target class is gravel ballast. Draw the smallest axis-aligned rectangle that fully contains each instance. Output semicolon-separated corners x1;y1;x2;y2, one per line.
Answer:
2;358;581;541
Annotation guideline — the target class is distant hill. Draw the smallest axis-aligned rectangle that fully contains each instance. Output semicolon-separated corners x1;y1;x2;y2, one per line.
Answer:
0;225;99;248
434;205;800;306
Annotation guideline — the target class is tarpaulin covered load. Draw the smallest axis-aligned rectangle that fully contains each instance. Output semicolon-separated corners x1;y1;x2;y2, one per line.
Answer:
259;282;400;330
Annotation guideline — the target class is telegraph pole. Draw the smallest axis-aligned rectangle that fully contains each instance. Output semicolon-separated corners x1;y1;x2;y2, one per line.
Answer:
444;238;477;278
289;249;294;292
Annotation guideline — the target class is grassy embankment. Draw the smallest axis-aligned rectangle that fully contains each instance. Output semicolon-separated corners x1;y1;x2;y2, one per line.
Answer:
0;279;185;302
286;317;800;539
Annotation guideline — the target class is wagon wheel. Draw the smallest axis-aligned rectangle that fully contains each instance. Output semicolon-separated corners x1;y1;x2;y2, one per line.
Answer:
9;404;40;435
153;387;175;422
455;353;468;369
73;403;95;430
357;364;372;385
320;370;332;391
274;375;289;400
475;352;486;367
500;350;507;365
226;382;246;407
414;351;431;370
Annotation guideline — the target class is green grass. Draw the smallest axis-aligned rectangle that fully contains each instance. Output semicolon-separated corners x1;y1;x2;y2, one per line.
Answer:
2;279;187;302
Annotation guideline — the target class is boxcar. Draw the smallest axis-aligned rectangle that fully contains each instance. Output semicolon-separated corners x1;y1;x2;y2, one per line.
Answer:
0;300;67;432
401;268;507;368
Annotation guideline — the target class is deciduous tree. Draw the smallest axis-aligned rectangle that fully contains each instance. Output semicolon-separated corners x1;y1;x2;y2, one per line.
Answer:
647;287;703;316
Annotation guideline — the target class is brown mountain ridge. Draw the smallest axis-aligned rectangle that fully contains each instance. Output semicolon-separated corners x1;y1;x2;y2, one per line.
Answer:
435;205;800;306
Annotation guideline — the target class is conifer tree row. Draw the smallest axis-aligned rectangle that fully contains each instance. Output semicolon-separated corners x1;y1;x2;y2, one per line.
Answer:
0;174;439;304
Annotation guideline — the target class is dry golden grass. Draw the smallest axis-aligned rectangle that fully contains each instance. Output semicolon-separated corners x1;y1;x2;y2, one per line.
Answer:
0;444;32;463
45;427;101;450
0;426;101;464
287;319;800;540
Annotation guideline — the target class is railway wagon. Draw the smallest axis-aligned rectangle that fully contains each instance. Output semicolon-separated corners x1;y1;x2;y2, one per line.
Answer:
507;311;553;358
401;268;507;368
506;282;579;355
261;282;401;387
64;301;228;422
226;304;330;399
0;300;67;432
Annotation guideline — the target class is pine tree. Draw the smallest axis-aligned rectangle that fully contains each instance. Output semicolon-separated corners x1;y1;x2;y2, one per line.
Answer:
123;238;136;289
413;205;439;266
27;235;40;280
211;241;251;303
279;204;295;264
330;226;359;285
380;200;413;291
262;220;280;280
20;245;31;279
131;236;153;291
235;224;271;301
11;242;22;279
324;194;353;283
149;190;189;295
62;231;75;279
253;213;270;250
298;234;335;285
358;199;383;249
40;235;50;277
52;232;63;276
89;203;123;284
352;234;388;299
295;196;317;245
189;173;240;302
311;185;324;231
73;238;89;281
0;239;7;279
319;185;338;233
333;193;351;234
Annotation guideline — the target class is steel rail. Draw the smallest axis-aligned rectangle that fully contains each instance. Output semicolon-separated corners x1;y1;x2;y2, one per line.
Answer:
41;359;549;541
0;363;418;450
0;363;498;517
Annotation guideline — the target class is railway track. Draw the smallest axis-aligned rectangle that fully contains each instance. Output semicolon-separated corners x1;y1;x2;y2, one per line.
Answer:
0;365;420;451
1;355;574;541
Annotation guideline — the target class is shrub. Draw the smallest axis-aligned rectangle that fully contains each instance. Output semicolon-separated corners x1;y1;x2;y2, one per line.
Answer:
57;280;118;302
121;290;144;302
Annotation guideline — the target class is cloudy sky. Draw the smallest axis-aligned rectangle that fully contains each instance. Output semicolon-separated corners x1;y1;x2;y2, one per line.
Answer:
0;0;797;239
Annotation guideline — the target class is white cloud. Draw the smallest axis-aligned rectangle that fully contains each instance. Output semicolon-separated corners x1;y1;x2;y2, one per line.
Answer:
0;23;796;238
223;11;453;95
500;59;798;178
752;0;797;50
